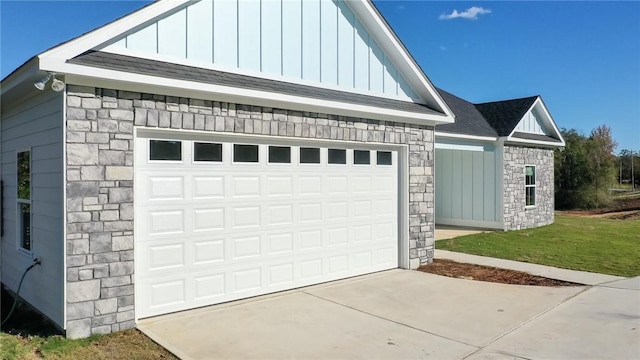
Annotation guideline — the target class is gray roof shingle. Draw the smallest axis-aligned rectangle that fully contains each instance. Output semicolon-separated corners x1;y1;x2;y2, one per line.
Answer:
474;96;539;137
435;88;497;137
68;51;442;116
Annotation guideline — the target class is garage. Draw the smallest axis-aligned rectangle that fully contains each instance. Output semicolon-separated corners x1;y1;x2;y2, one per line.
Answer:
134;132;401;318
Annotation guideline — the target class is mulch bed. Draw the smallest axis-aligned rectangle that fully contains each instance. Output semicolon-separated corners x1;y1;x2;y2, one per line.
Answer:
1;286;61;336
418;259;581;286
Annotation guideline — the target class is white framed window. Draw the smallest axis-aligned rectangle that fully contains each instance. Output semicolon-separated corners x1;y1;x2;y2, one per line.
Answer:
525;165;536;207
17;150;31;252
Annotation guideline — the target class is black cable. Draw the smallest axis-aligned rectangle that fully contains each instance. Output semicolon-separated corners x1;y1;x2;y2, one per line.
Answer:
1;258;41;327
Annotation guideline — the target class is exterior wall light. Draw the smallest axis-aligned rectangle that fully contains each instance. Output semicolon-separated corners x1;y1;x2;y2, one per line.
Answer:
34;73;65;92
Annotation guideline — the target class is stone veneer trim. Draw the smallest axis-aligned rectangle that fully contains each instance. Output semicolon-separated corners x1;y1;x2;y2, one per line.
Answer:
64;85;436;338
502;145;554;231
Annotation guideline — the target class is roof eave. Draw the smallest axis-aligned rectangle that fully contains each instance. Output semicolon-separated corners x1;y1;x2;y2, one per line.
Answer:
52;61;452;126
0;57;40;97
502;136;565;148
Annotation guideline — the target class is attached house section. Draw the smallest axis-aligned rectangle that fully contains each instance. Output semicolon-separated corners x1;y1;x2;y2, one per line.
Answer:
63;85;438;337
434;89;564;231
0;89;65;329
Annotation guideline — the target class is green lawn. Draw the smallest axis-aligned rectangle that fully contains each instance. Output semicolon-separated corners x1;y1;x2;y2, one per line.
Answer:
437;215;640;277
0;330;177;360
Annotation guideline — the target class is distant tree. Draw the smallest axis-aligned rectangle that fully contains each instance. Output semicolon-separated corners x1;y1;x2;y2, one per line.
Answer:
554;125;620;209
554;129;592;209
619;149;639;189
587;125;618;207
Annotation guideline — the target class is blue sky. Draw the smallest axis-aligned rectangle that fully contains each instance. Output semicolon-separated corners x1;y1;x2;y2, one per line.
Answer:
1;1;638;151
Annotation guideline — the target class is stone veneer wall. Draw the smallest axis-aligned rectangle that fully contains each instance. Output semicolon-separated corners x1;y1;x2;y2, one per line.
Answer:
64;85;435;338
502;146;554;231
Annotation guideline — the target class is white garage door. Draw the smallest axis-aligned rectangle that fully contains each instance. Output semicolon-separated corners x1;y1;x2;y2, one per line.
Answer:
135;133;399;318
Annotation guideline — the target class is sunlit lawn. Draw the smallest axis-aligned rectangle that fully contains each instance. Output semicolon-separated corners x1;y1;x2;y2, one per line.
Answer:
437;215;640;277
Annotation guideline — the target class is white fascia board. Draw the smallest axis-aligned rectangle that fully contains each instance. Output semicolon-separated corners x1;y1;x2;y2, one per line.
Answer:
434;142;485;152
49;61;452;126
502;136;564;148
0;58;39;96
507;97;565;146
39;0;190;62
347;1;455;120
434;131;497;142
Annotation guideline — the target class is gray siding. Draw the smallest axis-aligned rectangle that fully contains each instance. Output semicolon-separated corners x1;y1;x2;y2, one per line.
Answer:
1;89;65;328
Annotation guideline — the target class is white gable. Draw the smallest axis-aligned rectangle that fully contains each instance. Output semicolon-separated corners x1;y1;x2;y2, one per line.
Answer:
98;0;419;101
514;107;549;135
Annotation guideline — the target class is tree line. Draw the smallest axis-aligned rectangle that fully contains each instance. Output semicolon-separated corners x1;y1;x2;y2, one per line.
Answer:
554;125;638;209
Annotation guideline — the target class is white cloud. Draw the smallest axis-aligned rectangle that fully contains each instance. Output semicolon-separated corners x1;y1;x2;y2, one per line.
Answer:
439;6;491;20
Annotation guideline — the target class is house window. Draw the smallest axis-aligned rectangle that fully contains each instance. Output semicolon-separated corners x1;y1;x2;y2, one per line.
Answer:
17;151;31;251
525;165;535;207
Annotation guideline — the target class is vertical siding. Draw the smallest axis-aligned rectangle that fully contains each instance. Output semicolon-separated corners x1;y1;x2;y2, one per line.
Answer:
100;0;419;101
282;0;302;78
515;108;546;135
1;89;64;328
213;0;238;67
187;0;213;63
435;145;500;227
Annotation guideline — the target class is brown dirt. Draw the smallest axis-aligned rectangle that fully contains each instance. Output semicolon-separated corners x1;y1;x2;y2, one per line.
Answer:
418;259;581;286
557;194;640;219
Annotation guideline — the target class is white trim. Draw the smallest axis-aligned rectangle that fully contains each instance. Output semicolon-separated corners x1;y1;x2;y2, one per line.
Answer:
434;142;485;152
435;131;497;142
347;1;454;118
398;145;410;269
503;136;563;148
62;88;68;330
0;58;39;96
435;217;503;230
29;0;454;125
39;0;192;61
507;97;565;147
495;140;505;228
43;62;451;126
16;148;33;256
525;164;536;208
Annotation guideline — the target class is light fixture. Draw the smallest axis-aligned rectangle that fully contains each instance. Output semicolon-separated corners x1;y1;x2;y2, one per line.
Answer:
33;72;65;92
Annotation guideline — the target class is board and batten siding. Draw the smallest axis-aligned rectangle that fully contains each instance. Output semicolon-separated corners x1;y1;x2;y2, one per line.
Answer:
514;108;546;135
100;0;418;101
435;143;502;229
0;89;65;328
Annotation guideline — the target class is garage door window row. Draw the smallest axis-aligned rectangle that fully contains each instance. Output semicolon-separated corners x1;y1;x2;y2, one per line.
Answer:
149;140;392;166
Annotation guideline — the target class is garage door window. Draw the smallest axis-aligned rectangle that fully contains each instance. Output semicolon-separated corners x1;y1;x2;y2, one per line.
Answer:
150;140;182;161
377;151;392;165
194;142;222;162
234;144;259;163
268;146;291;163
354;150;370;165
328;149;346;164
300;147;320;164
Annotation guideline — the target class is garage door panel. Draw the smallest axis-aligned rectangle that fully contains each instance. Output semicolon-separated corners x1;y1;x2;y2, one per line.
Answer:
192;176;225;199
136;137;400;319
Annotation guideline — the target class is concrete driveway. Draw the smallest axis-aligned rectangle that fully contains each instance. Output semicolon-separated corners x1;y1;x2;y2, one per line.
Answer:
139;270;640;360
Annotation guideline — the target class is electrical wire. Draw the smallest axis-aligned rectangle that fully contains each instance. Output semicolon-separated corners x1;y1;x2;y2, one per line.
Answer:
1;258;41;327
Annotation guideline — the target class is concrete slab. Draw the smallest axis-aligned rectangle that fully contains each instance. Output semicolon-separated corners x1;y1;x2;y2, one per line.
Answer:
436;249;625;285
305;270;583;347
435;228;487;241
139;285;476;360
482;286;640;360
601;276;640;290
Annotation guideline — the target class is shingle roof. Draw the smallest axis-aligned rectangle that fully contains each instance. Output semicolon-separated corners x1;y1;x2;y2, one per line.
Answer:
474;96;539;137
68;51;443;116
435;88;497;137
